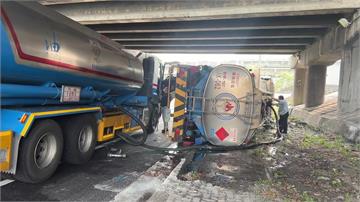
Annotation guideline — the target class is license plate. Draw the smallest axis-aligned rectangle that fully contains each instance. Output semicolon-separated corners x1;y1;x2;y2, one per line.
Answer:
60;85;81;102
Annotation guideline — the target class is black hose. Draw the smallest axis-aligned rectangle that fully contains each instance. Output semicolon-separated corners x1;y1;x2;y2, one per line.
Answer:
115;104;282;153
115;106;148;146
269;105;281;137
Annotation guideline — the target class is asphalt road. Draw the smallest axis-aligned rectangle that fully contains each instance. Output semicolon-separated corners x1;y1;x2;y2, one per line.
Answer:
0;131;172;201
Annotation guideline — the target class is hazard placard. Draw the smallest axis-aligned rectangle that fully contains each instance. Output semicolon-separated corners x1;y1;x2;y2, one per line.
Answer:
216;127;229;141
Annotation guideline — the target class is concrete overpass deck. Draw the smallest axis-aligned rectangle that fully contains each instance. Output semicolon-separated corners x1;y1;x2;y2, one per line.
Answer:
39;0;360;54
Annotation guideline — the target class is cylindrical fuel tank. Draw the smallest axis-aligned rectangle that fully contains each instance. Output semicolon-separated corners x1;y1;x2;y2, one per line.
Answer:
0;2;143;101
202;65;259;146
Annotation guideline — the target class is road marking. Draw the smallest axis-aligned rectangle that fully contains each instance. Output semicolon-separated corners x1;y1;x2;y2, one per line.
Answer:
0;179;14;187
111;155;181;202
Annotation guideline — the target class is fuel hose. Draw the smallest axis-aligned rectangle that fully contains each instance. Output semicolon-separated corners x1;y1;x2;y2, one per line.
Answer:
115;105;282;153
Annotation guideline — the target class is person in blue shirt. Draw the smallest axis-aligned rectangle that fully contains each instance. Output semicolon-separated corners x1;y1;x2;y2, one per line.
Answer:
273;95;289;134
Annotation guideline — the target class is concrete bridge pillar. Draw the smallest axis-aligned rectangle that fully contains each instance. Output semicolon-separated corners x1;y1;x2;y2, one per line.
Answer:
294;21;345;108
304;65;327;107
338;37;360;113
293;67;307;106
338;9;360;113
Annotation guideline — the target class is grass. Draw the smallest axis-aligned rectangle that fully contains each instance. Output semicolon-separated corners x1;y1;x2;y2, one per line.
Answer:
300;132;351;157
255;179;272;186
253;148;266;158
302;192;316;202
190;171;201;180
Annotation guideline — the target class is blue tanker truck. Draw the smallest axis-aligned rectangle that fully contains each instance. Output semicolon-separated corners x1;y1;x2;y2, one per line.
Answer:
0;2;163;183
1;2;281;183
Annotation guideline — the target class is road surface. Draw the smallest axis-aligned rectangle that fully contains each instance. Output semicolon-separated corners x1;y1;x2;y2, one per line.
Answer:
1;131;173;201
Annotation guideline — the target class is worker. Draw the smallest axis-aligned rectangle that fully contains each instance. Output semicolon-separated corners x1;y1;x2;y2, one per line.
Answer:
273;95;289;134
160;76;175;133
160;87;171;134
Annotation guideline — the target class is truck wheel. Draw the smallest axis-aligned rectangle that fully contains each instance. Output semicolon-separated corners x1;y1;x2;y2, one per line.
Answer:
15;119;63;183
63;115;97;164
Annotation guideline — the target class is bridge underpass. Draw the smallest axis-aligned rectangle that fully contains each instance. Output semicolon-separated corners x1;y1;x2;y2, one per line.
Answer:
1;1;359;201
40;0;360;143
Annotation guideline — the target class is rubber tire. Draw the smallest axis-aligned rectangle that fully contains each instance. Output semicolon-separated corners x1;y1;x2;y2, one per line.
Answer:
62;114;97;165
15;119;63;183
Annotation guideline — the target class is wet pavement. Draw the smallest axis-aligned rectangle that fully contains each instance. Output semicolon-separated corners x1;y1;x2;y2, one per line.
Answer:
1;120;359;201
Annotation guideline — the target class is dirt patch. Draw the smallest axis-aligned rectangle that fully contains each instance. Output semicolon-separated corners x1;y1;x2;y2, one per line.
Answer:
253;121;360;201
177;120;360;201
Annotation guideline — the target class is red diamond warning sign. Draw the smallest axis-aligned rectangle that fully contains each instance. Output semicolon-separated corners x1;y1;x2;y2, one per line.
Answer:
216;127;229;141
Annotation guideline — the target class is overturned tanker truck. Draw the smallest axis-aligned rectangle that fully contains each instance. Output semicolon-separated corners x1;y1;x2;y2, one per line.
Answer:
0;2;280;183
161;64;278;148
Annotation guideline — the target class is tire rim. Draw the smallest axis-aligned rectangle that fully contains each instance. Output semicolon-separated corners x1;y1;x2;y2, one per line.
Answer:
78;126;93;153
34;133;57;169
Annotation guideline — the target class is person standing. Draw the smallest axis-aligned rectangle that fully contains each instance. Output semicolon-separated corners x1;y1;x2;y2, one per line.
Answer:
160;76;175;134
160;86;170;134
274;95;289;134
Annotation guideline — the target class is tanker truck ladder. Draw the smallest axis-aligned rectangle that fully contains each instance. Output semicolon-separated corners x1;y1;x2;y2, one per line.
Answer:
187;95;257;125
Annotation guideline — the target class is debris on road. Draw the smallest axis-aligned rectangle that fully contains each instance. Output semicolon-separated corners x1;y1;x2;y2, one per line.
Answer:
108;153;127;158
108;149;127;158
151;119;360;201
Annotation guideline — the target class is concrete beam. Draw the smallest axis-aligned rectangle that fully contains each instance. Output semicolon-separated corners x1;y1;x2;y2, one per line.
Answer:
125;45;304;50
118;38;314;47
345;9;360;43
142;50;297;54
129;46;300;54
299;26;345;66
105;28;326;41
87;15;339;33
44;0;360;24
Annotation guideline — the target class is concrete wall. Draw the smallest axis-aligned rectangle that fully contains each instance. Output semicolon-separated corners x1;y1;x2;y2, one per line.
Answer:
338;37;360;113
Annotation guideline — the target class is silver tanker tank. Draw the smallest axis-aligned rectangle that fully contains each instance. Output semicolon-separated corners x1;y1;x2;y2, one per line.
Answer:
1;2;143;101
